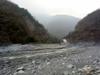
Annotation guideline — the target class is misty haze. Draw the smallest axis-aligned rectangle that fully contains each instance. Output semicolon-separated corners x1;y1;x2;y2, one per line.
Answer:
0;0;100;75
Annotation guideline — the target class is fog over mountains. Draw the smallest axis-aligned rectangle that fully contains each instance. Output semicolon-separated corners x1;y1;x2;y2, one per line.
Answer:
10;0;80;39
34;14;80;39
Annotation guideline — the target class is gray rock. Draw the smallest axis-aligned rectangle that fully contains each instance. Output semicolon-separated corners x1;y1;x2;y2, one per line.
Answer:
67;64;74;69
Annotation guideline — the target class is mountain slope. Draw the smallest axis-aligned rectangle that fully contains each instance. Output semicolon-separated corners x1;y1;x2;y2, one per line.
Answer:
0;0;57;44
66;9;100;43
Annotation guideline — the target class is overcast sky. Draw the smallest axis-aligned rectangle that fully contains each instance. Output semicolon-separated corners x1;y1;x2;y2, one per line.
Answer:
11;0;100;18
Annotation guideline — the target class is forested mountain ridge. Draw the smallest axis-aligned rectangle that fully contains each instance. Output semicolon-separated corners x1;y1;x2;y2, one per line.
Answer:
0;0;58;44
66;9;100;43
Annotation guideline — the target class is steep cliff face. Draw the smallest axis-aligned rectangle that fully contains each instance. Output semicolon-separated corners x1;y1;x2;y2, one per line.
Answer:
0;0;55;44
66;9;100;43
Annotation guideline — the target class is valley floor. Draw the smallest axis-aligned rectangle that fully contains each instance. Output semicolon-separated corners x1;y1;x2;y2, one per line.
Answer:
0;44;100;75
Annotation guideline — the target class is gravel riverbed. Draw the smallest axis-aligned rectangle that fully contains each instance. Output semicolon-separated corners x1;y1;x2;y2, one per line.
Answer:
0;44;100;75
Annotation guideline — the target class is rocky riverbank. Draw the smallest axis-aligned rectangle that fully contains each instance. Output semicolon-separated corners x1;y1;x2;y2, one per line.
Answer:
0;44;100;75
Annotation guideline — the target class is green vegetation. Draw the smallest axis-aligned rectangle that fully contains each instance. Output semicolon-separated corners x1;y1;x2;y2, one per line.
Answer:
0;0;59;44
66;9;100;43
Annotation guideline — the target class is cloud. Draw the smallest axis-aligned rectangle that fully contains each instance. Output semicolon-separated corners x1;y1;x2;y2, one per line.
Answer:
11;0;100;18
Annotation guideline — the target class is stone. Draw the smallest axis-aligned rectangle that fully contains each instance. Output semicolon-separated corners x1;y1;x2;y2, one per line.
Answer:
64;71;69;75
32;60;35;64
78;65;95;75
72;70;76;74
96;69;100;73
17;70;25;73
16;66;25;72
67;64;74;69
47;62;50;65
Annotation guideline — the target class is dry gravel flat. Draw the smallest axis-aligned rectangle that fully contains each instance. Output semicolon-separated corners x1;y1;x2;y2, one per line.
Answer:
0;44;100;75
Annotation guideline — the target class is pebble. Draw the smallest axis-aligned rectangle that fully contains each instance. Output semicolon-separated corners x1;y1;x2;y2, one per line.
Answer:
16;66;26;73
63;57;66;59
78;65;94;75
93;59;100;64
14;70;25;75
72;70;76;73
89;56;92;58
17;66;24;70
17;70;25;73
64;71;69;75
62;62;65;65
47;62;50;65
67;64;74;69
32;60;35;64
96;69;100;73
